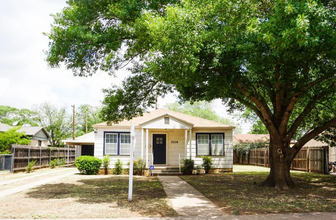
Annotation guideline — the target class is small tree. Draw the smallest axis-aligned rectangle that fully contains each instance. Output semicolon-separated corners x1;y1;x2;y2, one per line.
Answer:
103;155;110;175
0;127;30;153
201;156;213;174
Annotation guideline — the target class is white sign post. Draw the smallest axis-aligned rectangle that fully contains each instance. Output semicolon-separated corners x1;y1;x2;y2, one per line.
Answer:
128;125;135;202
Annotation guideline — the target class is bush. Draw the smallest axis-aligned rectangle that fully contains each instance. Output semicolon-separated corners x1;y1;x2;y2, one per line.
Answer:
59;157;66;166
26;160;37;173
133;157;146;176
75;156;102;175
50;158;58;168
103;155;110;175
113;159;124;175
181;158;194;175
202;156;213;173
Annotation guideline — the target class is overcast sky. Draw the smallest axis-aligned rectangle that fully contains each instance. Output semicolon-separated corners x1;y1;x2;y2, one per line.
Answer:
0;0;250;133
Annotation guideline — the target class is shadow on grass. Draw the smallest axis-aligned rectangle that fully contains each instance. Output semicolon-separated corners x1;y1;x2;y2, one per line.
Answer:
26;176;177;217
180;172;336;215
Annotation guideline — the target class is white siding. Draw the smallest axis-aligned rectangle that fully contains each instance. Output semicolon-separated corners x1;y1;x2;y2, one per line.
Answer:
94;127;233;169
141;116;191;130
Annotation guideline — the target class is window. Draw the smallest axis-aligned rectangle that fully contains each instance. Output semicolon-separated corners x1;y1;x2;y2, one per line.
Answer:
104;132;130;155
105;133;118;155
164;117;170;124
38;140;42;146
196;133;224;156
120;133;131;155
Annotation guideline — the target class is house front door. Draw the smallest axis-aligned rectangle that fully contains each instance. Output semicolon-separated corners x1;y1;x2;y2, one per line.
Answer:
153;134;166;164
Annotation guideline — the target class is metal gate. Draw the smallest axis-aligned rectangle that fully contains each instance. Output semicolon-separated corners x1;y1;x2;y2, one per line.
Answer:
0;154;13;171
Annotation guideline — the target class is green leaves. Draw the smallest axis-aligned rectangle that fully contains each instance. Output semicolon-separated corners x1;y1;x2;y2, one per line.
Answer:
0;127;31;153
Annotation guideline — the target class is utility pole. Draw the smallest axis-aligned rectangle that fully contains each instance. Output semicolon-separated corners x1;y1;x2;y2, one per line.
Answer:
71;105;75;140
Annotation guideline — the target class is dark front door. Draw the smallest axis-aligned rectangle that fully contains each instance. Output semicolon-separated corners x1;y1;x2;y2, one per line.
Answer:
153;134;166;164
82;145;94;156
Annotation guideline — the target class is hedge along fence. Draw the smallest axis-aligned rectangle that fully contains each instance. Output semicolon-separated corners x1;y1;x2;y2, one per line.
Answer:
234;146;329;174
11;145;76;172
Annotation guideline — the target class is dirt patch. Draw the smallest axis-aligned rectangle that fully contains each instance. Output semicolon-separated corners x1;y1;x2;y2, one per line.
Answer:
0;175;177;218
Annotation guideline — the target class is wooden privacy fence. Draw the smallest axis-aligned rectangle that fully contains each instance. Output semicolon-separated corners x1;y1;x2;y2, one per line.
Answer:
234;146;329;174
11;145;76;172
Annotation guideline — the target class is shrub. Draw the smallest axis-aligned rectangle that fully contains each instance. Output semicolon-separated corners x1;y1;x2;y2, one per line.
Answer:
50;158;58;168
133;157;146;176
59;157;66;166
103;155;110;175
202;156;213;173
26;160;37;173
114;159;124;175
181;158;194;175
75;156;102;175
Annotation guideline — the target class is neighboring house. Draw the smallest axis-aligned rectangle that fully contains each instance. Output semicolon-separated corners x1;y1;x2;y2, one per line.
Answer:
64;132;95;158
0;123;50;147
81;108;235;171
233;134;269;145
304;139;335;163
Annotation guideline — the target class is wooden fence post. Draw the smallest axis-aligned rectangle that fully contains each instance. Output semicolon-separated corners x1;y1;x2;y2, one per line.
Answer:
28;146;30;166
39;147;42;169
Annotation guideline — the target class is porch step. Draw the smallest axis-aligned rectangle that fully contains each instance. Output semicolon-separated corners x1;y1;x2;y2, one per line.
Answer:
150;167;181;176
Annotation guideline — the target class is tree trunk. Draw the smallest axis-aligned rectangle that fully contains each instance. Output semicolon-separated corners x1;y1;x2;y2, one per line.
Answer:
261;137;296;189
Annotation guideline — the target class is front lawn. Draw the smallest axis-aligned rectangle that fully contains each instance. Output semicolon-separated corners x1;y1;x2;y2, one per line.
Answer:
0;175;177;218
180;165;336;215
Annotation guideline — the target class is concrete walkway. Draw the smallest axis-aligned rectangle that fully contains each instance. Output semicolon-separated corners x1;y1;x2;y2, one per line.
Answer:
0;168;77;198
158;176;226;217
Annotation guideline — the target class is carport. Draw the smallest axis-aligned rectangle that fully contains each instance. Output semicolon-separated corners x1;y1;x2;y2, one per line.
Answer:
64;132;95;157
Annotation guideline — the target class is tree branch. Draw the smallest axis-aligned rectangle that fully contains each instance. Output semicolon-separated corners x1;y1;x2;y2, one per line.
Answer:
292;117;336;151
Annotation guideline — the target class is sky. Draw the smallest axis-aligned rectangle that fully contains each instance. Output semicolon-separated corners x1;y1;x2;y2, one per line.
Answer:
0;0;251;133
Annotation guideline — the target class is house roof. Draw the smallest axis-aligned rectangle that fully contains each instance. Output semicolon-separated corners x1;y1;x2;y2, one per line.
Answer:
304;139;328;147
233;134;269;144
0;123;12;132
64;132;95;145
93;108;235;129
0;123;50;138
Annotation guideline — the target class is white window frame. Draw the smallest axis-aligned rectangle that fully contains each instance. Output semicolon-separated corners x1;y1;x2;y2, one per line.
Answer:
119;133;131;155
196;133;224;156
105;133;118;155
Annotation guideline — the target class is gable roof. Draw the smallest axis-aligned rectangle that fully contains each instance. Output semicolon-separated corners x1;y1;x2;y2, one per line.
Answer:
18;126;50;138
64;132;94;145
93;108;235;129
0;123;12;132
0;123;50;138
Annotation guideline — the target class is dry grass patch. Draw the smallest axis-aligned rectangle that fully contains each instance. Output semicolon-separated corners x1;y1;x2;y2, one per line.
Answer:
0;175;177;218
180;170;336;215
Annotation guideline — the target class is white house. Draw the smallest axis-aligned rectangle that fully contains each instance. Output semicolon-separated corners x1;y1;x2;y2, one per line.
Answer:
91;109;234;172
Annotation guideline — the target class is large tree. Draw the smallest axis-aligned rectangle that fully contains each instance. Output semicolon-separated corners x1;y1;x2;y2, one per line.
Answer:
33;103;72;147
46;0;336;189
0;105;38;126
75;104;103;137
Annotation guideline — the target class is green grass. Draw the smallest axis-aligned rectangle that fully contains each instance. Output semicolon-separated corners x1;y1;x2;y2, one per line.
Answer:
180;166;336;215
26;176;177;217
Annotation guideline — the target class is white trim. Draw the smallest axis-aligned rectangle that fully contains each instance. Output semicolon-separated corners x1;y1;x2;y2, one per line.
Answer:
141;129;144;159
185;129;187;158
146;129;149;168
189;129;192;159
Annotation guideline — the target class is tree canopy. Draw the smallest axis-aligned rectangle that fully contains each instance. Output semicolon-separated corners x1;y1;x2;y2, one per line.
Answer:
0;105;38;126
0;127;30;153
33;103;72;147
46;0;336;189
165;101;242;133
75;104;103;137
